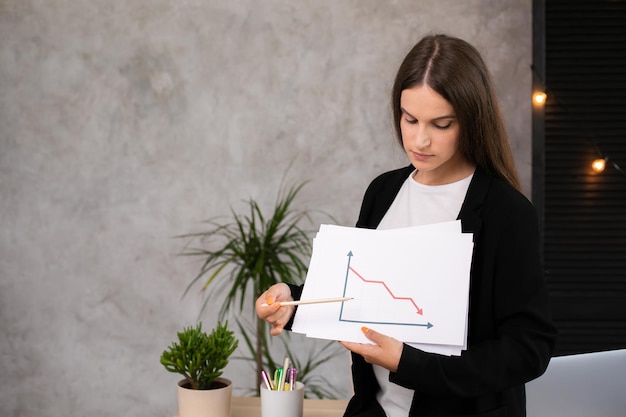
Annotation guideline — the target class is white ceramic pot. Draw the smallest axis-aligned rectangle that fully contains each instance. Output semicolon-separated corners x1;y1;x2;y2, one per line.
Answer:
177;377;232;417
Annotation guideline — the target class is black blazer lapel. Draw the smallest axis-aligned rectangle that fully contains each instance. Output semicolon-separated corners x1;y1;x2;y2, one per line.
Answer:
457;165;491;240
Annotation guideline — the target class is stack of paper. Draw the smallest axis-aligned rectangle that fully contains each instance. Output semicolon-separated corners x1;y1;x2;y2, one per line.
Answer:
291;221;473;356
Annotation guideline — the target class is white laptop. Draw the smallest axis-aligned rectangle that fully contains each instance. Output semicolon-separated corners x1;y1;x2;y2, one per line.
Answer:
526;349;626;416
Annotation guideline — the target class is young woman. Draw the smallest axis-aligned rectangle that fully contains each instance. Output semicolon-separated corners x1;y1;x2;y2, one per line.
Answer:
256;34;557;417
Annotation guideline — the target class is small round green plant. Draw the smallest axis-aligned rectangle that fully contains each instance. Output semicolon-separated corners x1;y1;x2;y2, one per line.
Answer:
160;321;238;390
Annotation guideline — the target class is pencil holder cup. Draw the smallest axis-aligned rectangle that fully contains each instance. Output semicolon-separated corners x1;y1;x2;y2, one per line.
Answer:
260;381;304;417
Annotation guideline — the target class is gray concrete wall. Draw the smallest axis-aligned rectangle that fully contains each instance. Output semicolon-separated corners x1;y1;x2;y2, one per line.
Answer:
0;1;532;416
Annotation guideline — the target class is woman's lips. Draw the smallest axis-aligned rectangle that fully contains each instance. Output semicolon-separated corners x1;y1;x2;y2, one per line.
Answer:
411;151;432;162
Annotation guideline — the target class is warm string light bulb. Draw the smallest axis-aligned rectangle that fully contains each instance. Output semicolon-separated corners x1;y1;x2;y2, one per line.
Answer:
533;91;547;105
592;158;606;173
530;80;626;178
530;82;624;177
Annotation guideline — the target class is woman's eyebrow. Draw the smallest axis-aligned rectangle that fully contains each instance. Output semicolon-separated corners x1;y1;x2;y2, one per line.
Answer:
400;107;456;121
400;107;417;119
432;115;456;121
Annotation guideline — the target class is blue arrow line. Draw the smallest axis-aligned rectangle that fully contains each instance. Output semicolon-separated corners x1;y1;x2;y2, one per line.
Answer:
339;251;353;320
339;318;434;329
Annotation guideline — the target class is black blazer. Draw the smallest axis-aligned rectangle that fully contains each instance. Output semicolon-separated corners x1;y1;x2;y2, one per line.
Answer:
340;165;557;417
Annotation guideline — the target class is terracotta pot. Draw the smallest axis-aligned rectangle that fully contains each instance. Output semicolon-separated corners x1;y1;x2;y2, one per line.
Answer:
176;377;232;417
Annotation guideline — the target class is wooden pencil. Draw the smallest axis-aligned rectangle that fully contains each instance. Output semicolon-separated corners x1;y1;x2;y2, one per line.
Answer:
261;296;353;307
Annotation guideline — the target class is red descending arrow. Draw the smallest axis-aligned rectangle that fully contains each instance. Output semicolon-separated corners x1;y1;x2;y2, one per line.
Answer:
348;266;423;315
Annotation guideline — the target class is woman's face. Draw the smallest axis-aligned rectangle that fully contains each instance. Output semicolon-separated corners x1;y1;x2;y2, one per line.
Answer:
400;85;472;185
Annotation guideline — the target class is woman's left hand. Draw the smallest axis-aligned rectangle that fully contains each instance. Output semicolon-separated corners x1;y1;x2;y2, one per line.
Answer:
340;326;404;372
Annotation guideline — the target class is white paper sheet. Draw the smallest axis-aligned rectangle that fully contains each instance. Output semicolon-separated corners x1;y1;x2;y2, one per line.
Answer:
292;221;473;356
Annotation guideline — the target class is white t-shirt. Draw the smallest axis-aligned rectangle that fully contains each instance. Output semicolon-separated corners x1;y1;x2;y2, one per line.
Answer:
373;169;473;417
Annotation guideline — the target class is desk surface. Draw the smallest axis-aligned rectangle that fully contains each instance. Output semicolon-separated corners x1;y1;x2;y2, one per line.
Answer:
232;396;348;417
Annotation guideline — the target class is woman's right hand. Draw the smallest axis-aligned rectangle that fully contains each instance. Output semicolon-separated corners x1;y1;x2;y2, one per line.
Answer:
255;283;296;335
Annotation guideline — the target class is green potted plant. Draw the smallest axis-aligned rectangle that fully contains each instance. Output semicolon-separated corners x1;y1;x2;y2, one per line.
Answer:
160;321;238;417
180;180;345;397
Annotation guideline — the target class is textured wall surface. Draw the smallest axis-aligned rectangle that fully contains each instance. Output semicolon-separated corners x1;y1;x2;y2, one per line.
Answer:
0;1;532;416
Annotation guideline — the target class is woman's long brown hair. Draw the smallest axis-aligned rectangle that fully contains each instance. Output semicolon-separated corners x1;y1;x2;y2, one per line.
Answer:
391;34;521;191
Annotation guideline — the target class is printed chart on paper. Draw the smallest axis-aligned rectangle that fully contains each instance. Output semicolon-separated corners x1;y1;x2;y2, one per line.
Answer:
338;251;433;329
291;222;473;353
